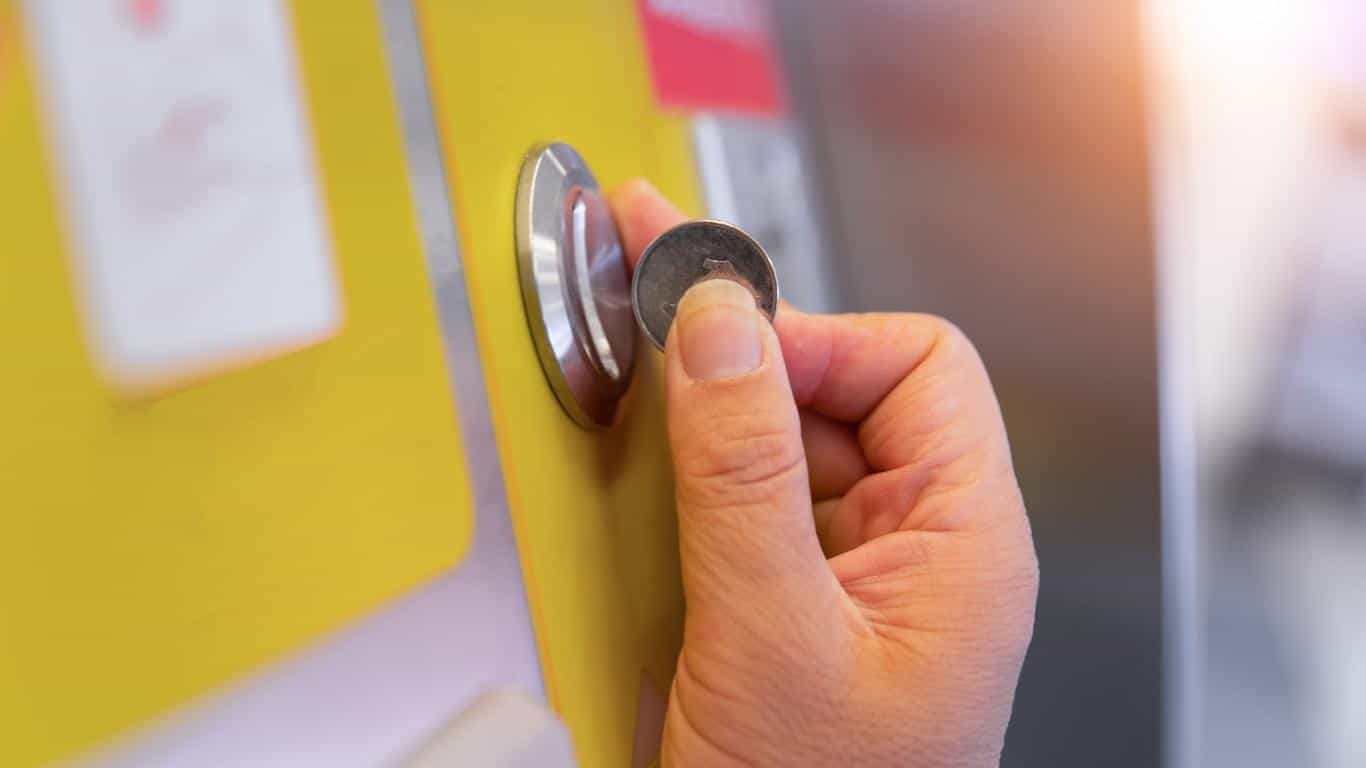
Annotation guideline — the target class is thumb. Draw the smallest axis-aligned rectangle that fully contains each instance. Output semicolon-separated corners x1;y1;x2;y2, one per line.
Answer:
663;279;836;628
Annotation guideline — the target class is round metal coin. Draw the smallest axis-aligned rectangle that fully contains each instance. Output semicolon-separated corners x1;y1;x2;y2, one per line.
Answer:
631;220;779;350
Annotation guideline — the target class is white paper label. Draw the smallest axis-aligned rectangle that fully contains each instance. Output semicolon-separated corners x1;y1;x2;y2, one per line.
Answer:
26;0;340;392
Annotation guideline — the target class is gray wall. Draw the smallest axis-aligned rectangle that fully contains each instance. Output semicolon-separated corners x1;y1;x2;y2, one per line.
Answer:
776;1;1164;764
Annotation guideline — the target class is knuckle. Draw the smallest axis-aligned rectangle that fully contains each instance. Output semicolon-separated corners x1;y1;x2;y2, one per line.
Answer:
918;315;979;365
678;416;807;506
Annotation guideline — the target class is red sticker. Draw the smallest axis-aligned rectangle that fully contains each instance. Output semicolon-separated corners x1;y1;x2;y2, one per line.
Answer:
635;0;785;116
128;0;165;32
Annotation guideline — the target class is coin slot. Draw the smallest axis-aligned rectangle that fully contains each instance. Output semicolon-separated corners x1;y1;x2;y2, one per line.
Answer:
516;144;637;428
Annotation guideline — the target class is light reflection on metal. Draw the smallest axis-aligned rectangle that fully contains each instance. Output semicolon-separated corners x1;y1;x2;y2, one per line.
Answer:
515;142;636;428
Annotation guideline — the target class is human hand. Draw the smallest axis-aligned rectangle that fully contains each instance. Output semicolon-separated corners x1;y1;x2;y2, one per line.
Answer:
609;181;1040;767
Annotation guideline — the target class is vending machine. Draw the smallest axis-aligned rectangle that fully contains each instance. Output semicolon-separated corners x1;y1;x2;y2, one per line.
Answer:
0;1;826;765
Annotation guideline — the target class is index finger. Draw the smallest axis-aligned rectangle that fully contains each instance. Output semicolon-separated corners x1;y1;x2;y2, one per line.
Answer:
777;310;1011;475
608;178;688;272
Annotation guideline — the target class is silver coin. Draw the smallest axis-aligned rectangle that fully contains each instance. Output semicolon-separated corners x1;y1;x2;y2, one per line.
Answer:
631;220;779;350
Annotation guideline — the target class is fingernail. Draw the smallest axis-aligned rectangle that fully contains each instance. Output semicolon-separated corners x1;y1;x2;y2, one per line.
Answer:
675;279;763;381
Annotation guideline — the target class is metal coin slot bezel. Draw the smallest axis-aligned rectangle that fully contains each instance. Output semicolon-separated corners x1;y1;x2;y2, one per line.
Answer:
515;143;636;429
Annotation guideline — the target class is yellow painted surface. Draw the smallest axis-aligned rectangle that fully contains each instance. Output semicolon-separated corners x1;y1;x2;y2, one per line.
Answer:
0;3;473;765
414;2;696;765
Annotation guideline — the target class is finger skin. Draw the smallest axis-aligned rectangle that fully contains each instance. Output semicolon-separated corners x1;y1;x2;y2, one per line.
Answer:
783;309;1019;535
801;408;869;502
610;178;687;271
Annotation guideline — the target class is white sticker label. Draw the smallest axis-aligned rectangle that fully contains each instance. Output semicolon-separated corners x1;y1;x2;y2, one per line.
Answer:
26;0;340;392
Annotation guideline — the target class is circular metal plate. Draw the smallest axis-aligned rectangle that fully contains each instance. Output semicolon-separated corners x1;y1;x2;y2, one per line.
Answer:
516;143;636;428
631;220;779;350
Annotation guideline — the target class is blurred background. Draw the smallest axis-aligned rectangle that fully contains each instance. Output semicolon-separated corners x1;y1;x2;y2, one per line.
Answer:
7;1;1365;765
763;1;1366;766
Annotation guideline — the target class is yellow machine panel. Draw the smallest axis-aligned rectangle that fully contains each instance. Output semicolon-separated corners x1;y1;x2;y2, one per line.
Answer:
0;2;473;765
415;1;698;764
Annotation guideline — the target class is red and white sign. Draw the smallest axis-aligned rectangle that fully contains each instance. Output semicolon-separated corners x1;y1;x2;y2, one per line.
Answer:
635;0;785;116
